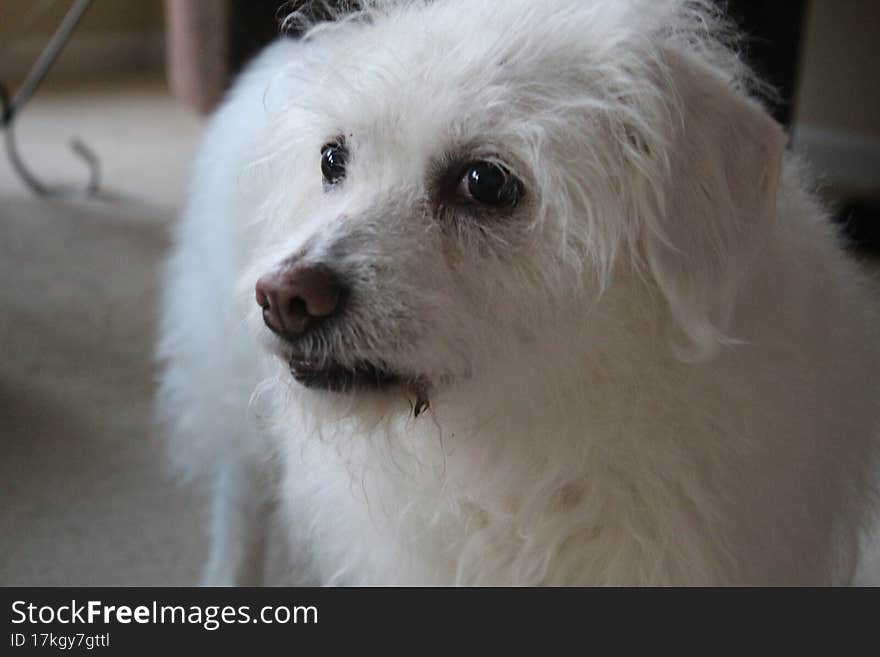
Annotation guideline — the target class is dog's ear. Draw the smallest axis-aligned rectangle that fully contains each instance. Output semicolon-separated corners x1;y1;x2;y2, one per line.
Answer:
643;48;786;359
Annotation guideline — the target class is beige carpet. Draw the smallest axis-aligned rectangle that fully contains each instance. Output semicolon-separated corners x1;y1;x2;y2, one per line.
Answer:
0;77;208;585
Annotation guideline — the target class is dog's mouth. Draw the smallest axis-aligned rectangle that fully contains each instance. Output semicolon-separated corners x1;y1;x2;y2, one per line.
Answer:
274;346;430;416
287;353;400;392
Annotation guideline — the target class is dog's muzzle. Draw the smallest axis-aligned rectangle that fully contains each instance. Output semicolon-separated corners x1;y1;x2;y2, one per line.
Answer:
255;260;399;392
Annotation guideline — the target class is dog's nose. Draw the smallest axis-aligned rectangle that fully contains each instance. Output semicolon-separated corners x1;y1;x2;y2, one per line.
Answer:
255;264;344;336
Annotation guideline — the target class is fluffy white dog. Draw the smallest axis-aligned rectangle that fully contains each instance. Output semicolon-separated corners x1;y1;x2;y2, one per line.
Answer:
158;0;880;585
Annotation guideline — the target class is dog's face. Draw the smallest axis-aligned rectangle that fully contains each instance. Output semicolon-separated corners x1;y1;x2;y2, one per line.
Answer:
245;0;785;399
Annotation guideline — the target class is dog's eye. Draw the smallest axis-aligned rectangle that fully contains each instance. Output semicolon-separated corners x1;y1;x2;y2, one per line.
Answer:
321;141;348;186
461;161;522;208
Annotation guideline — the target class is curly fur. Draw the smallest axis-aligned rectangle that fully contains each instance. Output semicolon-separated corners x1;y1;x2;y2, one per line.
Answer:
157;0;880;585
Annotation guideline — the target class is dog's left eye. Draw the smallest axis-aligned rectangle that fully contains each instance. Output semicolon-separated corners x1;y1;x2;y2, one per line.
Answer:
321;141;348;187
460;161;522;208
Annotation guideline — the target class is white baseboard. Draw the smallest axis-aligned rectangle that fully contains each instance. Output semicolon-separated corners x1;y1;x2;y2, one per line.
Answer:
0;31;165;82
790;124;880;193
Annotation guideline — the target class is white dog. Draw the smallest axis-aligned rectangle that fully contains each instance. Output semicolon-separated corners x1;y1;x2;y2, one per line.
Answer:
158;0;879;585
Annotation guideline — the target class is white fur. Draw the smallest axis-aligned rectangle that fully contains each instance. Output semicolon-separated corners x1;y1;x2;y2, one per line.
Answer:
157;0;880;585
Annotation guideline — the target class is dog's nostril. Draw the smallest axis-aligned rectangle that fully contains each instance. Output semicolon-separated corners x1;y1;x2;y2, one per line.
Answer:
292;265;342;318
288;296;309;321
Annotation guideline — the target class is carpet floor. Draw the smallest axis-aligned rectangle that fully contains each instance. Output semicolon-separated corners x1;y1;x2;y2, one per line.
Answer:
0;77;207;585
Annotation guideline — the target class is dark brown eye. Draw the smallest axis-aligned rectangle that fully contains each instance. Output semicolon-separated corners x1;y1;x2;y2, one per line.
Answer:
321;141;348;186
461;161;522;208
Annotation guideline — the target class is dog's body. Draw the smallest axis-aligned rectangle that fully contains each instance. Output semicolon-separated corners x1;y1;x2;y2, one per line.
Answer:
158;0;880;585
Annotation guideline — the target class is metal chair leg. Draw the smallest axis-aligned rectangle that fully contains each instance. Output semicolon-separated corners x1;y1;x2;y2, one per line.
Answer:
0;0;100;199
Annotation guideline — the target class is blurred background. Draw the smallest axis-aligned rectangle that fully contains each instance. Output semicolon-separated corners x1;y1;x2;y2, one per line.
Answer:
0;0;878;585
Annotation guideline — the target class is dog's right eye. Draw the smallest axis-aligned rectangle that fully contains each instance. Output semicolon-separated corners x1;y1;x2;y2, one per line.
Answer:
460;161;522;209
321;141;348;187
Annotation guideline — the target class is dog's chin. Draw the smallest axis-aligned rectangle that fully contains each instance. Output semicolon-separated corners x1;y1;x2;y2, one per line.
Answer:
287;354;401;393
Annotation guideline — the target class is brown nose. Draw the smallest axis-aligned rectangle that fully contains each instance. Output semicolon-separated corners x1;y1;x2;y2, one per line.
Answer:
255;264;344;337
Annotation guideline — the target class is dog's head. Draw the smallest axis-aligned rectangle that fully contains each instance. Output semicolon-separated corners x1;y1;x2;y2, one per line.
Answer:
242;0;785;399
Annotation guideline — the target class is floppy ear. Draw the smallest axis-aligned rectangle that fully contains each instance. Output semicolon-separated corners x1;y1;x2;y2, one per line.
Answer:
643;48;786;359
